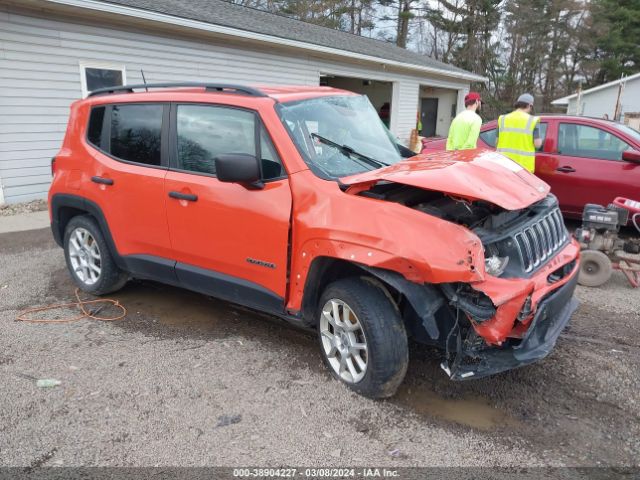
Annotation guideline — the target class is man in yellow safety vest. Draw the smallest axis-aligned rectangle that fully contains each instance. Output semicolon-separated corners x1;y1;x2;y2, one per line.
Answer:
496;93;542;173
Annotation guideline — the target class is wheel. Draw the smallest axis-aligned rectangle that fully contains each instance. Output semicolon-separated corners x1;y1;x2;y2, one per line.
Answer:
317;277;408;398
63;215;128;295
578;250;613;287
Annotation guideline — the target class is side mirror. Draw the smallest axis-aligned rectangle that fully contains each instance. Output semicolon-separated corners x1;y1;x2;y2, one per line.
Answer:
215;154;263;188
622;150;640;164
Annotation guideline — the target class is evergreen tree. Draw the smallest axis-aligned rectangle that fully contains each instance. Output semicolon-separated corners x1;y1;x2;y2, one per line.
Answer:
592;0;640;82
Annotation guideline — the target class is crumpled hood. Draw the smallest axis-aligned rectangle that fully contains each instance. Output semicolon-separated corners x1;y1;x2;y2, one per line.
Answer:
340;149;550;210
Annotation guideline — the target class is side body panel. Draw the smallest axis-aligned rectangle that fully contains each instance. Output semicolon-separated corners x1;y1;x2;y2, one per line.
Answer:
285;169;487;314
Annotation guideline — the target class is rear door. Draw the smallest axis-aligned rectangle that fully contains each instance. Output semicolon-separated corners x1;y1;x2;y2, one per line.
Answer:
84;103;172;260
536;121;639;216
164;103;292;312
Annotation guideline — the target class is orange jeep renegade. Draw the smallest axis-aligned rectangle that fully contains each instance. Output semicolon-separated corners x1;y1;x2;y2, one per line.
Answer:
49;83;580;398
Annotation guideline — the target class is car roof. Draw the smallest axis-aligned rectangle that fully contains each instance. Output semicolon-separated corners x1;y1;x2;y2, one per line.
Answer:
482;114;622;129
83;83;356;106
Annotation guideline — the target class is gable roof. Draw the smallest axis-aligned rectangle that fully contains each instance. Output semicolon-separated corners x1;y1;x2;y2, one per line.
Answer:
48;0;485;82
552;72;640;105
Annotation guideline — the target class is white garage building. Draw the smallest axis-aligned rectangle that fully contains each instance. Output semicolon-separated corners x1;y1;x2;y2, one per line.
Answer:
552;72;640;120
0;0;484;204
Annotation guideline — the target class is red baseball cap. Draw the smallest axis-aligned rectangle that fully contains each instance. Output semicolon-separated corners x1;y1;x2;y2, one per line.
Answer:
465;92;481;103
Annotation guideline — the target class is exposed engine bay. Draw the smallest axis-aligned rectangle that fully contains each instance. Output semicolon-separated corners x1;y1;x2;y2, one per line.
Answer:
358;182;534;233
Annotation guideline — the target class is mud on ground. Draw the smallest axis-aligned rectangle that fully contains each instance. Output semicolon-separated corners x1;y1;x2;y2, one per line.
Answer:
0;228;638;467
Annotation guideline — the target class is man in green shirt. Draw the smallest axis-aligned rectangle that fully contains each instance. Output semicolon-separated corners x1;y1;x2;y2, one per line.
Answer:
446;92;482;150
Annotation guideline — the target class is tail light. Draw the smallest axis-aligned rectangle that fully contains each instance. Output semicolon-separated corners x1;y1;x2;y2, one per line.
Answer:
51;156;57;177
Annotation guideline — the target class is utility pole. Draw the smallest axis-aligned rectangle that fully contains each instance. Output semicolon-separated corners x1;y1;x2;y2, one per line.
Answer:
614;74;626;122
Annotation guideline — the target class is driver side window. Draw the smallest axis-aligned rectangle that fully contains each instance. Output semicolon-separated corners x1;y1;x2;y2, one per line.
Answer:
558;123;631;161
175;104;284;179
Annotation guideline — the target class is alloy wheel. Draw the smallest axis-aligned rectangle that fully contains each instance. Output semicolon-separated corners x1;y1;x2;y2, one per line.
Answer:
68;227;102;286
319;299;368;383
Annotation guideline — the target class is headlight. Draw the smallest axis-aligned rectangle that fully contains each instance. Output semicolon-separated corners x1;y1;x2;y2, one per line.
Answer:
485;255;509;277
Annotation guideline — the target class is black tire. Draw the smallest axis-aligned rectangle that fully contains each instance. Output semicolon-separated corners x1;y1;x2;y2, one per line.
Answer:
317;277;408;398
63;215;128;295
578;250;612;287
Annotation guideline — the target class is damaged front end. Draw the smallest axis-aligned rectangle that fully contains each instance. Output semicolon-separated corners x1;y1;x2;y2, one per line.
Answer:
338;153;580;380
440;271;578;379
358;189;580;380
432;195;581;380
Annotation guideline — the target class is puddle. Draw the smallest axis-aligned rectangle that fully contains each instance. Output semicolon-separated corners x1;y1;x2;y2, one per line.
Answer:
394;385;519;430
112;281;249;332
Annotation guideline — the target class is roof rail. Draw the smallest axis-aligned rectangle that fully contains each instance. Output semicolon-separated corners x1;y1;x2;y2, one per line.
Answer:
87;82;267;98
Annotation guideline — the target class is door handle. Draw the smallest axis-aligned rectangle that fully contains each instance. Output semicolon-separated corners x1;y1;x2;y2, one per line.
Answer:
556;166;576;173
91;176;114;185
169;191;198;202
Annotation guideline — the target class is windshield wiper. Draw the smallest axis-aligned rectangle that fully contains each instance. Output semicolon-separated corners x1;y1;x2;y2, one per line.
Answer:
310;133;390;169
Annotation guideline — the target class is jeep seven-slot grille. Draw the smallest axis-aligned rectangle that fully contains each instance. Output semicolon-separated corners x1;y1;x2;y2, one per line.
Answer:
514;208;567;273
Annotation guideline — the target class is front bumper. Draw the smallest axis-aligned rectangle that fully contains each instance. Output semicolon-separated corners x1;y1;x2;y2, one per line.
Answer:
444;266;579;380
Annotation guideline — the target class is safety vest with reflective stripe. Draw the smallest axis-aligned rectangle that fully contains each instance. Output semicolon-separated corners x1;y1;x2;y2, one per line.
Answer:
496;110;539;172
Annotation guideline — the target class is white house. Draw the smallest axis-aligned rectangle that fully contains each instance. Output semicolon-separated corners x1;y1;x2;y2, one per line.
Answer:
552;72;640;121
0;0;485;205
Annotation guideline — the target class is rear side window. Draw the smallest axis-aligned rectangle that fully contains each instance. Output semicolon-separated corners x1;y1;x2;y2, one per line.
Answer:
479;128;497;147
110;104;163;166
87;106;105;147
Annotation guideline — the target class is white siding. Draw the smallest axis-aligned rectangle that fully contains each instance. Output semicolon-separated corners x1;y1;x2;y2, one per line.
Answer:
564;78;640;118
0;5;469;204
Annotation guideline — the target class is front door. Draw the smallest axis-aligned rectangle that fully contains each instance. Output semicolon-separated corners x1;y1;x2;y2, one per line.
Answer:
420;98;439;137
164;103;292;312
537;121;640;216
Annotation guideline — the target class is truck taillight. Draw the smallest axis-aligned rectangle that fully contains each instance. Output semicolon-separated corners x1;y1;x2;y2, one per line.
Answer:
51;156;57;176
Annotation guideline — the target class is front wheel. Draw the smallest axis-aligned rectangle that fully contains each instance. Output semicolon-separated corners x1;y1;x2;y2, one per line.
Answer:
317;277;408;398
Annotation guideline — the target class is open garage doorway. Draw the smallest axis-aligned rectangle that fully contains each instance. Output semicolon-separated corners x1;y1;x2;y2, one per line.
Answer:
320;75;393;128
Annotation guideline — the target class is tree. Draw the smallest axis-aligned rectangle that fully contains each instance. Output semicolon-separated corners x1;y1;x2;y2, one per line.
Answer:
378;0;420;47
592;0;640;83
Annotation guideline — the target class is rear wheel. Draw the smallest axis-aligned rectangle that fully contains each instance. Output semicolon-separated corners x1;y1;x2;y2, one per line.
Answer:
317;277;408;398
63;215;128;295
578;250;612;287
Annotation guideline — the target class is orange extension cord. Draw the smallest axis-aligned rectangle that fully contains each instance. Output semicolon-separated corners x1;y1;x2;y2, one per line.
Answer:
16;288;126;323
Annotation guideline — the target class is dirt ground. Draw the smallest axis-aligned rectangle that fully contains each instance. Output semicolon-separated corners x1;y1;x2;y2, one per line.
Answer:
0;227;639;468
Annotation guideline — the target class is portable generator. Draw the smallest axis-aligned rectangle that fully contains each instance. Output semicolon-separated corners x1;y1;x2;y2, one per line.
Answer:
575;197;640;288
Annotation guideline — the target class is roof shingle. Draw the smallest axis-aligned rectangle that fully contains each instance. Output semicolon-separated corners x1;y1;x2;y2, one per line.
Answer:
99;0;481;80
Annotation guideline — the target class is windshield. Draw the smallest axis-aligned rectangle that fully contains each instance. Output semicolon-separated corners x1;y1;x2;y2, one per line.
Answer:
616;123;640;144
277;95;403;178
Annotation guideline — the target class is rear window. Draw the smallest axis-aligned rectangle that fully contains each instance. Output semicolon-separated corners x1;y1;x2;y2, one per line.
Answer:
110;104;163;166
87;106;105;147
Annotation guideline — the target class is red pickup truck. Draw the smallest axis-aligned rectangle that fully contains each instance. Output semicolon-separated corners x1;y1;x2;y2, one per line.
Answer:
421;115;640;218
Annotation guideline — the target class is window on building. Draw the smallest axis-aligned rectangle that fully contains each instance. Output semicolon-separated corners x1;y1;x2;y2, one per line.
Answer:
558;123;631;160
80;64;126;97
110;104;163;166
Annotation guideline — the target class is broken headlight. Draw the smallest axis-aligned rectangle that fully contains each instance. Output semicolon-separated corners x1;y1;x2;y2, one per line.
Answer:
485;254;510;277
483;243;509;277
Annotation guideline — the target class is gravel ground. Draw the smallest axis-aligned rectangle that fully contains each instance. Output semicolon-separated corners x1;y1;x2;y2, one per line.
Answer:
1;228;639;468
0;200;47;217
